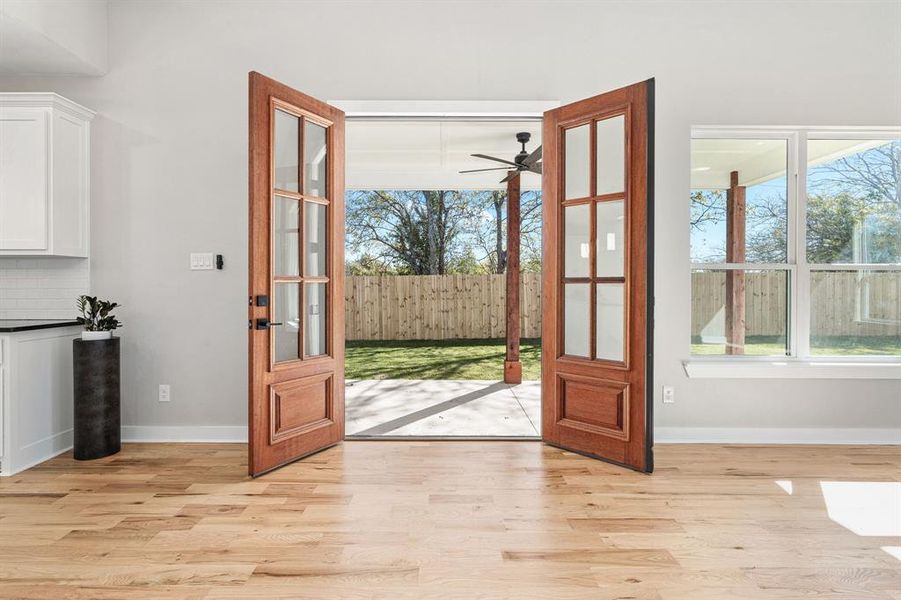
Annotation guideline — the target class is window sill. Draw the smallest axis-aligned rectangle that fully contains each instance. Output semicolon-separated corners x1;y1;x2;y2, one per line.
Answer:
682;359;901;379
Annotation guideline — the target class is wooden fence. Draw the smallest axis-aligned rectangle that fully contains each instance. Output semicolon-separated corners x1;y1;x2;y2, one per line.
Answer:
345;272;899;341
345;273;542;340
691;270;899;337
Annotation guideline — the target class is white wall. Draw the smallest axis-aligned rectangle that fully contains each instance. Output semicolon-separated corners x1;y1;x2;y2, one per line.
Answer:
0;0;898;438
0;0;108;75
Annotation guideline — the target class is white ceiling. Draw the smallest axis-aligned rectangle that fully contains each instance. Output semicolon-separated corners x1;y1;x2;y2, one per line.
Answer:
346;119;543;191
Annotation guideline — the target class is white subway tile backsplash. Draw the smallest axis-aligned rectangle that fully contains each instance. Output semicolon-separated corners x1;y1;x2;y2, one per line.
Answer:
0;257;89;319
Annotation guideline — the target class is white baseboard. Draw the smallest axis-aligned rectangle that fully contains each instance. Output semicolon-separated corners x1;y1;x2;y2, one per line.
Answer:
655;427;901;445
118;425;900;445
121;425;247;443
1;428;73;477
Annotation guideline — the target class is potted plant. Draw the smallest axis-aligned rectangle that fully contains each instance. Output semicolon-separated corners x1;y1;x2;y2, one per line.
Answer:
76;295;121;340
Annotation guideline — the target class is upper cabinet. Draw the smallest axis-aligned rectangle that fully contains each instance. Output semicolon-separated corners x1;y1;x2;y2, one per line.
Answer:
0;93;94;257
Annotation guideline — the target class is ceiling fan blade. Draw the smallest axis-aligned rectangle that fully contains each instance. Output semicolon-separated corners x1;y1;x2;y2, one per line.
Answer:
522;145;542;167
527;162;542;175
458;167;515;174
500;171;520;183
471;153;520;168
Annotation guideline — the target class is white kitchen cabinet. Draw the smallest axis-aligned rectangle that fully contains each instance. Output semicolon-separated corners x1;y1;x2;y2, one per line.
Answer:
0;93;94;257
0;324;81;476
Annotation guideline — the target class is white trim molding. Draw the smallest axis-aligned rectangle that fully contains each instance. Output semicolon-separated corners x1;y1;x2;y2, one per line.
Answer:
121;425;247;443
683;359;901;379
329;99;559;119
656;427;901;445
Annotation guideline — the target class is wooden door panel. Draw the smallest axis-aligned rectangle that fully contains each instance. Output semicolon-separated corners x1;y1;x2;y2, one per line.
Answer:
558;374;629;440
249;72;345;476
269;373;333;443
542;79;654;472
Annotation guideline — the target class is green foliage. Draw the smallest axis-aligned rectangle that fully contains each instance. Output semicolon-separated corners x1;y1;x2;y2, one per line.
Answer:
346;254;404;275
807;192;900;263
75;295;121;332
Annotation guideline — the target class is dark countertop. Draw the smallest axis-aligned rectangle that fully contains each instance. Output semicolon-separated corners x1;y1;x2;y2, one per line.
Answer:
0;319;81;333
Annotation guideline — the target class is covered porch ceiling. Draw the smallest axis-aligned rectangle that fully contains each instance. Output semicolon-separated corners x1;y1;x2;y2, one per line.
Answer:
346;119;543;191
691;138;885;190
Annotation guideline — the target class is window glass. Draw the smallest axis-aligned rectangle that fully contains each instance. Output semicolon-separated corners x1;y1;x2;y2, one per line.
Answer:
274;109;299;192
564;284;590;357
809;270;900;356
564;204;590;277
691;269;789;356
806;139;901;264
690;139;788;263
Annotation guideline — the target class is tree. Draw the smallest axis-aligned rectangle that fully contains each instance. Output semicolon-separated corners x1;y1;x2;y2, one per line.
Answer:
468;189;542;273
346;190;470;275
346;188;544;275
346;253;402;275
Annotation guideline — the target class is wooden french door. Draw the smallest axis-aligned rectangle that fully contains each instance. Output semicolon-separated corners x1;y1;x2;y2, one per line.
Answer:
248;72;345;476
541;79;654;472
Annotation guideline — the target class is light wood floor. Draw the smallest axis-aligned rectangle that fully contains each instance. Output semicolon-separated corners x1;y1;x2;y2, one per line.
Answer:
1;443;899;599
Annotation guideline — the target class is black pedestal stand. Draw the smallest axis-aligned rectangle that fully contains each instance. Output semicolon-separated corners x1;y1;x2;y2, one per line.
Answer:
73;337;121;460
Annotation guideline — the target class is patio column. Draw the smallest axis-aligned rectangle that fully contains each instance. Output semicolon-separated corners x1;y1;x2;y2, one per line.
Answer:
504;172;522;384
725;170;746;354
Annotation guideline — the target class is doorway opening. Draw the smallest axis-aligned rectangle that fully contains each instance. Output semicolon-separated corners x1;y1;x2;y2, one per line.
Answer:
341;117;543;438
247;72;654;476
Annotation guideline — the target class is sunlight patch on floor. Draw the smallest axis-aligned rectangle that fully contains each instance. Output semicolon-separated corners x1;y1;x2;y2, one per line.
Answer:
820;481;901;537
774;479;793;494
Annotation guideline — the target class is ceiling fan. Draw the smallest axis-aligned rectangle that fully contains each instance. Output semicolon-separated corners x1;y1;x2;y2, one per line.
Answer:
459;132;542;183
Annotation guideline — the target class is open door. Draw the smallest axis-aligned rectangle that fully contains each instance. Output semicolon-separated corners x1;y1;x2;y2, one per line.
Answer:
248;72;345;476
541;79;654;472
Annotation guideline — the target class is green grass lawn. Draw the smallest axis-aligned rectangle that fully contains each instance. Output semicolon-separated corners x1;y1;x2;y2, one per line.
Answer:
691;335;900;357
346;335;897;380
345;338;542;380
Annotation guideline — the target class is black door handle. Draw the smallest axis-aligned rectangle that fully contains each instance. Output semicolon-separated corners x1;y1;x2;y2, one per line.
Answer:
255;318;283;330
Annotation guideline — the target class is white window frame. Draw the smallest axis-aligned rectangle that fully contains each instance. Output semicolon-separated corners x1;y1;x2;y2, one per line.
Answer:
685;126;901;378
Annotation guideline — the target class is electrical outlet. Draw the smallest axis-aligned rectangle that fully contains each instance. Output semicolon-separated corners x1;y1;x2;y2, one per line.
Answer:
159;384;170;402
662;385;675;404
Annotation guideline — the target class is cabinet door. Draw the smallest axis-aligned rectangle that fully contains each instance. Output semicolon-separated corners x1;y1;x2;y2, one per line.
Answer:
51;112;89;256
0;109;49;250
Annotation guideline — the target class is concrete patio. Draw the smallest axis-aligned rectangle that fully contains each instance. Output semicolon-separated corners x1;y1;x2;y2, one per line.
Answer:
345;379;541;437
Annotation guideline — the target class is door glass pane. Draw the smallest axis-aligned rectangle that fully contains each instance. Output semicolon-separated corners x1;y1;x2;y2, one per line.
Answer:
564;124;590;200
305;283;327;356
273;283;300;363
596;200;624;277
596;283;625;362
274;109;299;192
810;270;900;356
564;204;590;277
273;196;299;277
596;115;625;195
689;138;788;263
304;121;328;198
806;139;901;264
690;269;789;356
564;284;590;357
304;201;326;277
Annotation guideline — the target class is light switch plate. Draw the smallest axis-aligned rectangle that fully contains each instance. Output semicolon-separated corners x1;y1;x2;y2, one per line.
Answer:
159;384;170;402
190;252;215;270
